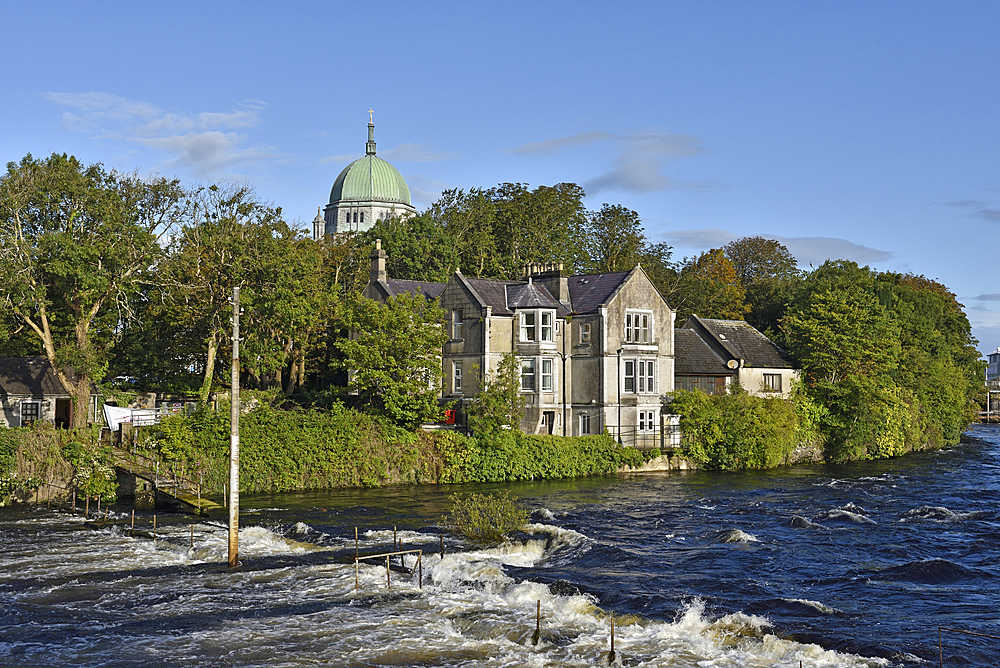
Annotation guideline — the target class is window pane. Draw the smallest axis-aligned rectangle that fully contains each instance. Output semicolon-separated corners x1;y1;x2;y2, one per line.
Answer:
624;360;635;393
520;359;536;391
541;312;552;341
581;323;591;342
541;359;553;391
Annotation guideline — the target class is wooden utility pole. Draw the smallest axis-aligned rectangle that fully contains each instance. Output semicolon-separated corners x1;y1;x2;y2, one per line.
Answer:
228;286;240;568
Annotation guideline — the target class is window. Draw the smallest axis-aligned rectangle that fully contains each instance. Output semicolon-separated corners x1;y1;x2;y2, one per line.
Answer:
360;212;364;224
541;358;553;392
580;323;591;343
638;410;656;432
625;312;653;343
580;413;591;435
520;312;536;342
520;358;536;391
452;309;464;339
763;373;782;392
626;360;655;393
454;362;463;394
638;360;655;393
541;312;553;342
20;401;40;426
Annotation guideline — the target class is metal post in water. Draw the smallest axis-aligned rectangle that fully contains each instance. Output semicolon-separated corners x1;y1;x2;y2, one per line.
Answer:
355;559;359;592
531;600;541;646
938;627;943;668
191;524;194;548
440;535;445;559
97;496;101;515
386;555;390;588
72;491;76;512
228;285;241;569
85;495;90;517
355;527;359;559
418;551;422;589
608;616;616;665
131;509;135;529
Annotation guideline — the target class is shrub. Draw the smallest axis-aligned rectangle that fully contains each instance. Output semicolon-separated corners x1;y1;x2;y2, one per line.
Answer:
444;491;529;544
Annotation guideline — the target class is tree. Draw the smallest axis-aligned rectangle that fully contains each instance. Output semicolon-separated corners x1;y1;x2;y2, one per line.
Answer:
673;249;750;322
0;153;184;425
335;291;448;428
723;236;801;336
782;261;904;461
581;203;649;273
358;213;459;283
466;352;525;433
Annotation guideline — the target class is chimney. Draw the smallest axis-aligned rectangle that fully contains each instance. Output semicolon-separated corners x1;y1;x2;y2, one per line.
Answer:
371;238;387;284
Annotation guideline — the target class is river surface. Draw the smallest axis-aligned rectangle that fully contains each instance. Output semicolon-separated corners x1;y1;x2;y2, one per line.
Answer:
3;426;1000;667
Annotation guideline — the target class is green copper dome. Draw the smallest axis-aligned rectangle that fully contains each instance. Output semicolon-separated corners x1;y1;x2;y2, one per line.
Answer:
328;120;412;206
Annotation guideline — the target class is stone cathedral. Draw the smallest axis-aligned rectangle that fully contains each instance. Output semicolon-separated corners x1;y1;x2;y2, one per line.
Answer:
312;112;416;240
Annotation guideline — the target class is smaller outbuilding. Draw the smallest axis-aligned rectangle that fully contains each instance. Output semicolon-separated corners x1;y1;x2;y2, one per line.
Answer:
0;357;98;428
674;316;799;398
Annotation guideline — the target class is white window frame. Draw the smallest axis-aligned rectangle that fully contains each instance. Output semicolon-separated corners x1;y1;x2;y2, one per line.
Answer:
763;373;782;392
580;413;591;435
580;322;591;343
541;311;553;342
454;362;463;394
20;400;41;426
452;309;464;340
520;312;536;342
638;410;657;432
520;358;536;391
625;311;653;344
541;358;553;392
624;360;636;393
638;360;655;393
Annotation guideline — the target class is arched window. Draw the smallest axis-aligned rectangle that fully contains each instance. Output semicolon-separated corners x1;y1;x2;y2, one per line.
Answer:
360;212;364;224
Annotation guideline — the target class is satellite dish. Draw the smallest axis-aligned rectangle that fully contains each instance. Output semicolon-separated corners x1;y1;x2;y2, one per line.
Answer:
727;359;739;369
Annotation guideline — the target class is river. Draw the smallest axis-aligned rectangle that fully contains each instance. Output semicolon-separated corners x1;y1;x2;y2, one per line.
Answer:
3;425;1000;667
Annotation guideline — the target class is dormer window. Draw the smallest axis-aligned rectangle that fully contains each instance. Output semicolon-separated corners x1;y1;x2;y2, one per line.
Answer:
581;323;591;343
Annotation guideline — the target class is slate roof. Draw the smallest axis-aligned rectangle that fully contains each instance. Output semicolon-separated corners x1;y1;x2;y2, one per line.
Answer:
460;276;521;315
507;281;570;316
0;357;80;397
673;330;733;375
684;316;795;369
385;279;445;300
566;271;632;314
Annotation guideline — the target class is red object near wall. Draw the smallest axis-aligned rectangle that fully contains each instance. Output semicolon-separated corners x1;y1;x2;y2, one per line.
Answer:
443;409;456;424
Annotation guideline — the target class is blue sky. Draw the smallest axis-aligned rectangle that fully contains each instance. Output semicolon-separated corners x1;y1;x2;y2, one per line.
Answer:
3;2;999;355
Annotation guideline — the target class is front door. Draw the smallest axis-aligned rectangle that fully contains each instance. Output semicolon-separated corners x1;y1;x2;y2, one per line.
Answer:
542;411;555;435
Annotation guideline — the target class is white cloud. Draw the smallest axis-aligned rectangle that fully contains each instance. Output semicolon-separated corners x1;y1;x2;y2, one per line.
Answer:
974;293;1000;302
44;92;274;178
511;130;708;194
660;229;893;267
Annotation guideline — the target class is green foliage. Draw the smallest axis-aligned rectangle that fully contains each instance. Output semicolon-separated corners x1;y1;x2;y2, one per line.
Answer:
466;353;525;433
0;153;186;425
673;248;750;322
667;387;804;469
437;430;643;483
444;491;530;544
723;236;802;337
336;291;448;428
62;437;117;501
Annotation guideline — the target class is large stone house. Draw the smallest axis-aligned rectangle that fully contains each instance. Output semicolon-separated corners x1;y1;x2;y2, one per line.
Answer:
364;244;676;444
673;316;799;398
0;357;99;428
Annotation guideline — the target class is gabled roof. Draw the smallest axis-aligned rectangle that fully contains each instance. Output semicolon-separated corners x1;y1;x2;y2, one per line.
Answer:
0;357;80;397
507;281;569;316
567;271;631;314
683;316;795;369
673;330;733;375
385;279;445;300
